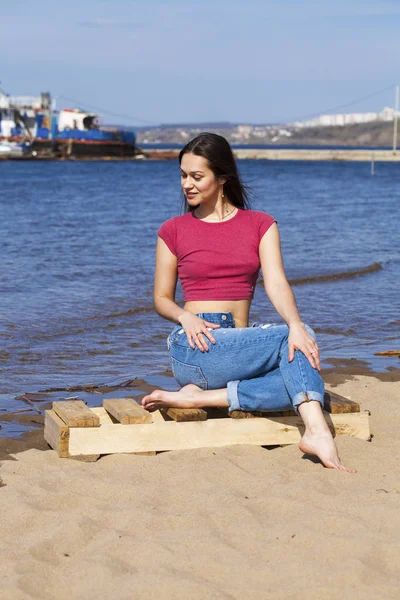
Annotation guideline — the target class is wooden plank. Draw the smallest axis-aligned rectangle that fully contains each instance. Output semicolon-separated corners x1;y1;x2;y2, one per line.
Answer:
229;391;359;419
150;410;166;423
324;391;360;414
325;412;369;437
44;410;70;457
44;409;100;460
230;409;295;418
164;407;208;422
90;406;114;425
94;405;156;455
67;412;370;456
103;398;152;424
52;400;100;427
91;406;159;455
88;407;164;426
230;410;264;419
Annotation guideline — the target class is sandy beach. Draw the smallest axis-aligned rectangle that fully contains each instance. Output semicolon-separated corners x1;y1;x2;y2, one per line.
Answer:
1;371;399;600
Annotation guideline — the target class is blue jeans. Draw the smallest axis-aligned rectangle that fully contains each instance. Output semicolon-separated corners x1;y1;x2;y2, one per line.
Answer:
167;312;324;414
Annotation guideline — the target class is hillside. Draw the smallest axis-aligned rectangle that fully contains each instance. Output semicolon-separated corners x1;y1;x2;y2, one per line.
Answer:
136;120;396;147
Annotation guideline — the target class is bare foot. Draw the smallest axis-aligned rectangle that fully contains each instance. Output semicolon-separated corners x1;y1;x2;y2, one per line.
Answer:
141;384;205;412
299;431;357;472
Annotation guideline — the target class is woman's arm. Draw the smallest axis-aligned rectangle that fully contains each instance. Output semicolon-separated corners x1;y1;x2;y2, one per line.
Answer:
154;237;220;351
259;223;320;370
259;223;301;326
154;237;185;323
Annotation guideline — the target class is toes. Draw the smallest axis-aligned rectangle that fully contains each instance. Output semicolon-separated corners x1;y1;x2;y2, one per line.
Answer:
142;391;161;408
343;466;357;473
143;399;162;412
326;461;356;473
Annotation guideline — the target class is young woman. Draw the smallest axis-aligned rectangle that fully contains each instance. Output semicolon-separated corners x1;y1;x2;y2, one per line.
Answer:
142;133;355;472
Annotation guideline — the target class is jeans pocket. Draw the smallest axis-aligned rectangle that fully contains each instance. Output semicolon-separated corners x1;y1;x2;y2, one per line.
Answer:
171;357;208;390
169;327;189;348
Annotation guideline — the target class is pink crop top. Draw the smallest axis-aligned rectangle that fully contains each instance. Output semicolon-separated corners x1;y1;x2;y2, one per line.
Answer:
157;209;276;301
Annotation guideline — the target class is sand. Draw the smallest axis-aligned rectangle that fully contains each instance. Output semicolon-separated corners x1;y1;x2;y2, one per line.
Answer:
1;373;399;600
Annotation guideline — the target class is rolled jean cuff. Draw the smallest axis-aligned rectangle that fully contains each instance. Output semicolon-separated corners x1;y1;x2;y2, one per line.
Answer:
227;380;241;412
292;391;324;415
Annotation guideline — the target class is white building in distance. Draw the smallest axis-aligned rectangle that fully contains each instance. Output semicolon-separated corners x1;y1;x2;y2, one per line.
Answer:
293;107;400;128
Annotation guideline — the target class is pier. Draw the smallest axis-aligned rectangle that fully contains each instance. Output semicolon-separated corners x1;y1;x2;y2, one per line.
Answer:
146;148;400;162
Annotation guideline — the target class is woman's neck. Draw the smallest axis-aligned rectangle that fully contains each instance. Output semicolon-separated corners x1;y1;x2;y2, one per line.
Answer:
194;201;237;222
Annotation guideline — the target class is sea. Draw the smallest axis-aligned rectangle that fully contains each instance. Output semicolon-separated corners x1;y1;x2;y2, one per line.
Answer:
1;158;399;436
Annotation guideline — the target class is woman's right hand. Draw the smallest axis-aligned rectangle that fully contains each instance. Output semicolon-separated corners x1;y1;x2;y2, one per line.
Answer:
178;311;220;352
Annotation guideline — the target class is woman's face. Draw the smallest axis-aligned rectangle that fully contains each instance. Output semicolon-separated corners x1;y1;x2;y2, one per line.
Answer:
180;153;223;207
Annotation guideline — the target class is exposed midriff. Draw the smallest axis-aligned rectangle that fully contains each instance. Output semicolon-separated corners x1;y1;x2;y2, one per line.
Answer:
184;299;251;328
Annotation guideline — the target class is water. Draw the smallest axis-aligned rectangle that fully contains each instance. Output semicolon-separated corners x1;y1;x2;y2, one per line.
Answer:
1;160;399;436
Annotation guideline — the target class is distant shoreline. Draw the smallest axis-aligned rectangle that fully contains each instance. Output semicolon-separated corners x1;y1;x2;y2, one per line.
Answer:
137;119;398;148
2;148;400;162
146;148;400;162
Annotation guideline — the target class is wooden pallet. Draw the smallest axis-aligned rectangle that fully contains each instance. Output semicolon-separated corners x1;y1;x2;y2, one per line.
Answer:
44;392;370;460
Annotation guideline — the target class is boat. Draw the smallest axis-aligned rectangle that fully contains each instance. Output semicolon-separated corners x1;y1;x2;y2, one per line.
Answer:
0;140;31;157
0;90;136;158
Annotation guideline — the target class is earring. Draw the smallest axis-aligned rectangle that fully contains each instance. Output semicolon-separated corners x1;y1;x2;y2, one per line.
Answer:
221;188;224;198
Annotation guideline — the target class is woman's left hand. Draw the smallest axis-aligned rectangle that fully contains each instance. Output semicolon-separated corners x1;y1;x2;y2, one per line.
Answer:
288;322;321;371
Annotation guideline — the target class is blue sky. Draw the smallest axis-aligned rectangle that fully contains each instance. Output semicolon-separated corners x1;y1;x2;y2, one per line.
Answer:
1;0;399;125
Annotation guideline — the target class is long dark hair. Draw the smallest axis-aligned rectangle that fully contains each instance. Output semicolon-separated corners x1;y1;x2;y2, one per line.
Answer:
179;133;251;213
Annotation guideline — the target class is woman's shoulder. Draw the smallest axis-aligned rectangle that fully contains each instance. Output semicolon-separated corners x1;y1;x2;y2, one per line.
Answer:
240;209;276;224
157;214;193;250
241;208;274;217
159;213;191;228
239;209;277;240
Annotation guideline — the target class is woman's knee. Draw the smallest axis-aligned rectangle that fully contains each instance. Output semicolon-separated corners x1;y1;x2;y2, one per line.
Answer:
261;324;290;345
263;323;316;342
